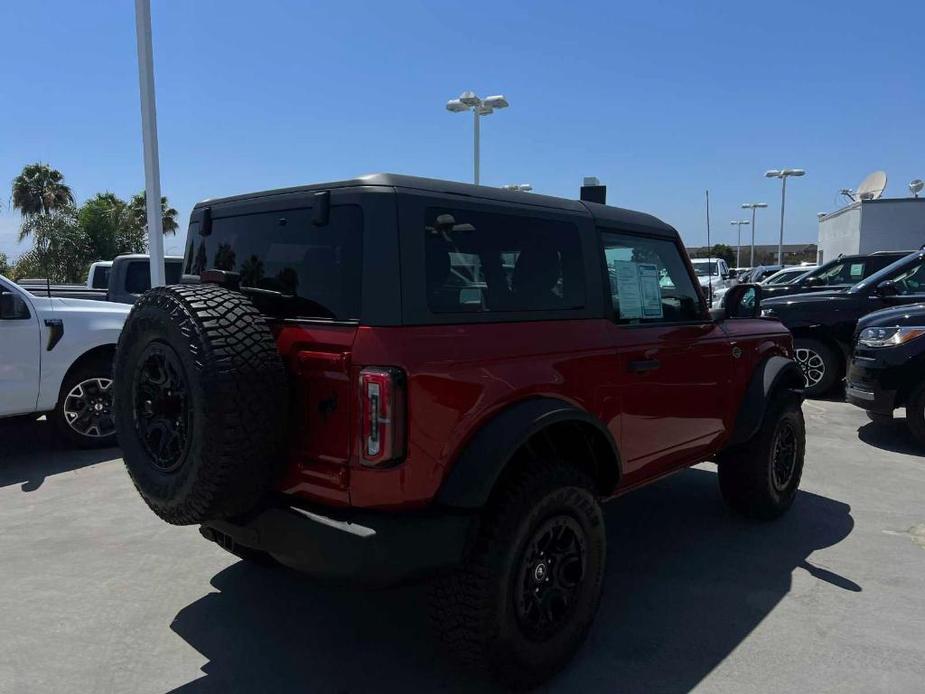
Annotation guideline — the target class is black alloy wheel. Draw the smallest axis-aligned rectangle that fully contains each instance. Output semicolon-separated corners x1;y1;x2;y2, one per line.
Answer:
514;515;588;642
770;419;798;492
133;342;191;473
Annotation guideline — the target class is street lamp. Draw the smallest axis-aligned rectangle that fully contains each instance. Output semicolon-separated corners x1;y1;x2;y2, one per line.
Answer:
765;168;805;265
730;220;750;266
446;91;509;185
740;202;768;267
501;183;532;192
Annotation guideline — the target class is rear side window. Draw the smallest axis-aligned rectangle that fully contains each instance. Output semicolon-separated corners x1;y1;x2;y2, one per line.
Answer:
125;261;183;294
600;231;703;324
91;266;111;289
423;207;585;314
185;205;362;320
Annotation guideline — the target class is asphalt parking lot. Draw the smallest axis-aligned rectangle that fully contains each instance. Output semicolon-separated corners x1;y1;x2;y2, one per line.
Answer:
2;399;924;694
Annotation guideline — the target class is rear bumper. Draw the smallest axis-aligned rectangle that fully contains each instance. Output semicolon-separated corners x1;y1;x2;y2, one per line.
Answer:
201;502;476;586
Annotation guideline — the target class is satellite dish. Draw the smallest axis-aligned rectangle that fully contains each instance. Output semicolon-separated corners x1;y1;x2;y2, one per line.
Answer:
856;170;887;200
910;179;924;198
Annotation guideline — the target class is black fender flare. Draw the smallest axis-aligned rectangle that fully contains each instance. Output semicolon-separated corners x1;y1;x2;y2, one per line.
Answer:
436;397;621;510
728;355;804;447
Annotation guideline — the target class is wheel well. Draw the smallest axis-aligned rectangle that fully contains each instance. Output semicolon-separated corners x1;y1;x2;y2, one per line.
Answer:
491;420;620;501
63;344;117;388
790;329;844;368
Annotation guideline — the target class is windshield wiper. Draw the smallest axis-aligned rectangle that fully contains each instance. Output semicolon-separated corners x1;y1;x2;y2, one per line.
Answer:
239;286;337;319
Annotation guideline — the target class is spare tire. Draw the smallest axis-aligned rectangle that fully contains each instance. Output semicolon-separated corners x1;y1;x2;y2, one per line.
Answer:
114;284;287;525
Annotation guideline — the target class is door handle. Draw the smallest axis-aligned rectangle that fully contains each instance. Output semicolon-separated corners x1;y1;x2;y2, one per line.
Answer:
629;358;660;373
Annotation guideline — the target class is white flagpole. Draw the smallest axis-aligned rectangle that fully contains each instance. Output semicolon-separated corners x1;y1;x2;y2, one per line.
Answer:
134;0;166;287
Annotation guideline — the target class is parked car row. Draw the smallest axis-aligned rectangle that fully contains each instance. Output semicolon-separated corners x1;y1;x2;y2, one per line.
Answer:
761;249;925;397
20;254;184;304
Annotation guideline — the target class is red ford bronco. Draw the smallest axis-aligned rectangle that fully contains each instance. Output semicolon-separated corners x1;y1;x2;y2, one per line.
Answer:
114;174;805;688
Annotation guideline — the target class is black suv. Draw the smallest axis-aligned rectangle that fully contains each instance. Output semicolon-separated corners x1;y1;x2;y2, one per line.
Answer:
846;303;925;447
761;249;925;396
760;251;909;302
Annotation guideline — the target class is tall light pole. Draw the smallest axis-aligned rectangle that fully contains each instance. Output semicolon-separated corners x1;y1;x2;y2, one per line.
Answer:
446;91;509;185
134;0;165;287
741;202;768;266
765;169;805;265
730;220;750;266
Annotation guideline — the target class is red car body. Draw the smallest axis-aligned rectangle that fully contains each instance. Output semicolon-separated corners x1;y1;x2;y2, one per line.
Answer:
275;316;791;510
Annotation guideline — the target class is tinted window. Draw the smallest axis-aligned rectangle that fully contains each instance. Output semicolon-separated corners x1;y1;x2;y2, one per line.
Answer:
423;208;584;313
601;231;703;323
0;287;31;320
890;258;925;294
91;266;111;289
185;206;362;320
125;261;183;294
809;259;867;286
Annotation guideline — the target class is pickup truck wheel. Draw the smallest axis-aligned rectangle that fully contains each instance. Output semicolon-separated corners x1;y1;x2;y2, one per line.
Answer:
429;461;605;688
114;284;287;525
53;358;117;448
794;338;839;397
717;394;805;520
905;383;925;449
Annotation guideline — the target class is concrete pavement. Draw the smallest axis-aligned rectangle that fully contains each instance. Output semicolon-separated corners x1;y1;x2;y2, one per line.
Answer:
1;400;923;693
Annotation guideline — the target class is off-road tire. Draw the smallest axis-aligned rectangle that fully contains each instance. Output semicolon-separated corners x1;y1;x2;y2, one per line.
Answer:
905;382;925;449
429;461;605;689
717;394;805;520
794;338;840;398
53;356;118;449
114;284;287;525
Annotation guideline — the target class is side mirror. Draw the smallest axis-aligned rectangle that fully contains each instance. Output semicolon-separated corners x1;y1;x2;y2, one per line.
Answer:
711;282;761;321
803;276;824;288
876;279;899;297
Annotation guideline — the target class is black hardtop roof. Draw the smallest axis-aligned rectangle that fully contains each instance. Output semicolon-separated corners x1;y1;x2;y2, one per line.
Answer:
193;173;677;236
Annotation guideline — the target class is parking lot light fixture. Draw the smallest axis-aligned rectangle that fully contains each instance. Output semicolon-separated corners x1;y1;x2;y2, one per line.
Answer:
741;202;769;266
765;168;806;264
730;220;751;266
445;90;509;185
501;183;532;192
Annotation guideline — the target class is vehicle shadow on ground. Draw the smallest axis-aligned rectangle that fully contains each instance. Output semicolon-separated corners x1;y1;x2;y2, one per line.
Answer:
168;467;855;694
0;417;119;492
857;419;923;457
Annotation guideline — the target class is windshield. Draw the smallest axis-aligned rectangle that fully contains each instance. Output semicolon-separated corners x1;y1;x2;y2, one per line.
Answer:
691;260;719;276
850;251;925;294
764;268;811;285
800;259;860;286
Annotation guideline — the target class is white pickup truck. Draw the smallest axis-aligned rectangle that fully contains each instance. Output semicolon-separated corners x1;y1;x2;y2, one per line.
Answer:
0;275;129;447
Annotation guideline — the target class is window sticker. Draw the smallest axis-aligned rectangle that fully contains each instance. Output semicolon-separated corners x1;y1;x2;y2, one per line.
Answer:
612;261;643;319
638;263;664;318
850;263;864;279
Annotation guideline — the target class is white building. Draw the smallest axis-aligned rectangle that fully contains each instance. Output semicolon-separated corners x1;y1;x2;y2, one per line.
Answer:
817;197;925;263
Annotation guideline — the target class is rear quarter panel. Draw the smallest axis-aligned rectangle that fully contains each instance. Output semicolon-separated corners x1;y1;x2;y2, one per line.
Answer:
348;320;615;509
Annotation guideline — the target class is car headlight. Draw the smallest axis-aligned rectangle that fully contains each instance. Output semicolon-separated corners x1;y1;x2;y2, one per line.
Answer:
857;326;925;348
760;308;776;318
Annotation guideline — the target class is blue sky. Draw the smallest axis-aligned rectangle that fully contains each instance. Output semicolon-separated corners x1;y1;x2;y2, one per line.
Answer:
1;0;922;262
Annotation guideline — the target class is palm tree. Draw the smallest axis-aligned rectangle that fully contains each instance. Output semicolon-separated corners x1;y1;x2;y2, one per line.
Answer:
129;192;179;236
12;163;75;241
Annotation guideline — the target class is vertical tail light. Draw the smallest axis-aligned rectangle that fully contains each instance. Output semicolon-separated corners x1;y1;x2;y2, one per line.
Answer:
358;367;406;466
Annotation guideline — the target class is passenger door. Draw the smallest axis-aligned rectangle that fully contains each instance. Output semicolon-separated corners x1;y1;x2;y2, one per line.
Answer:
597;231;734;485
0;281;41;416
